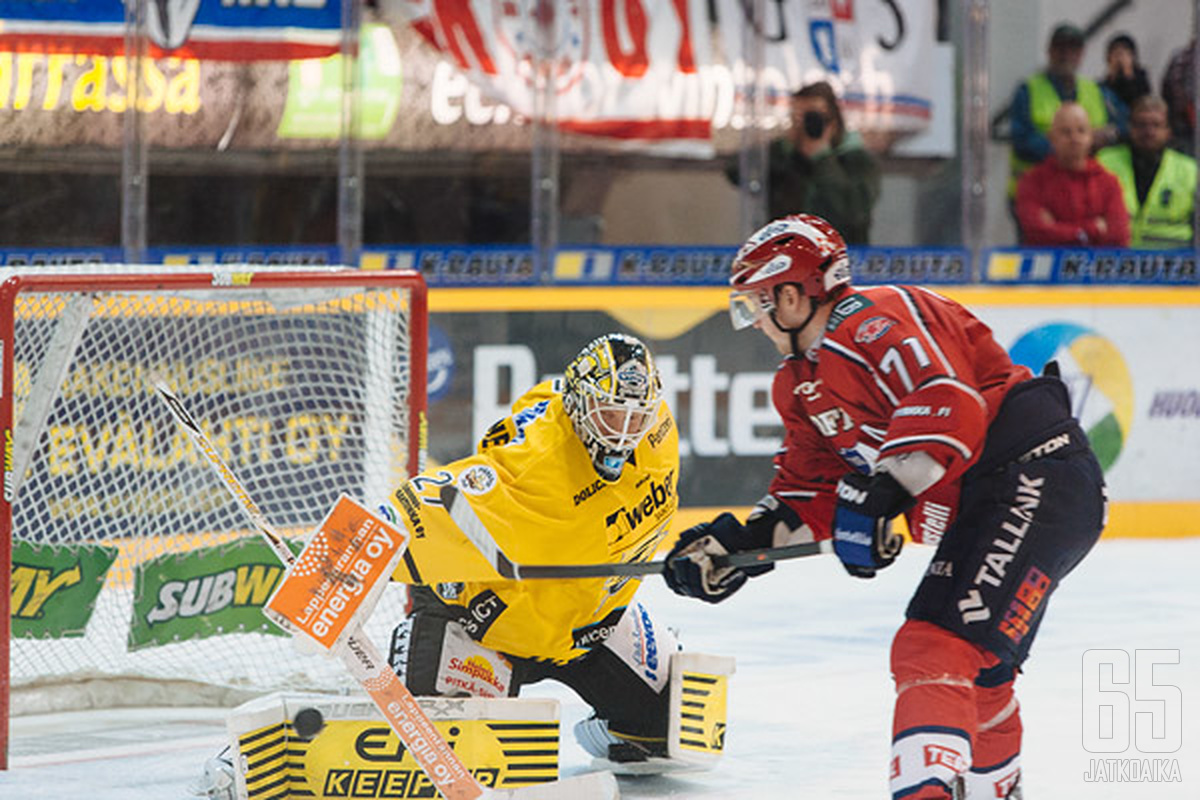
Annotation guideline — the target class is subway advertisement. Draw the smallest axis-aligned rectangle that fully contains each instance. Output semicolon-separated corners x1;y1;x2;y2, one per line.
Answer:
424;286;1200;539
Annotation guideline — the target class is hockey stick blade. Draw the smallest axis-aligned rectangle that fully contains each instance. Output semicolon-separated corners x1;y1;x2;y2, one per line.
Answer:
441;484;831;580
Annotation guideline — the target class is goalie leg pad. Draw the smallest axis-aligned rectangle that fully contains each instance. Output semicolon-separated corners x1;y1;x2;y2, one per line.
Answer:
667;651;736;767
598;599;679;695
513;601;676;753
389;588;514;698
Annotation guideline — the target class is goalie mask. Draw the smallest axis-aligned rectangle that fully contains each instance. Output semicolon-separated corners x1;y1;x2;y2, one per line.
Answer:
563;333;663;482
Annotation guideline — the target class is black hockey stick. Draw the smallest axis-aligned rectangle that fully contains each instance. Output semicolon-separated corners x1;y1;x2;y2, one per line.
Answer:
440;485;831;580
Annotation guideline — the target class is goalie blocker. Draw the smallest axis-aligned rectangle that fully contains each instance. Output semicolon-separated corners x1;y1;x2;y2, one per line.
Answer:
390;588;735;774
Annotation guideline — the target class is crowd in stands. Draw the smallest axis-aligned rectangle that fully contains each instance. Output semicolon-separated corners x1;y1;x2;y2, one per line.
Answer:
737;23;1195;252
1009;24;1197;249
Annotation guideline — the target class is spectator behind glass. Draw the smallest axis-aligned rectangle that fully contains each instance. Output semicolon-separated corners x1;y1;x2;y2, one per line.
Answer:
1098;96;1197;248
727;81;880;244
1016;102;1130;247
1100;33;1152;133
1008;23;1122;201
1161;39;1196;154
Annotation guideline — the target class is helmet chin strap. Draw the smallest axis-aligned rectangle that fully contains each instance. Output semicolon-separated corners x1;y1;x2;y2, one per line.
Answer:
769;298;821;358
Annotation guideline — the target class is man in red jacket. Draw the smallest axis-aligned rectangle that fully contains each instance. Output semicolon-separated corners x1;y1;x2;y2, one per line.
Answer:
1016;102;1130;246
663;215;1107;798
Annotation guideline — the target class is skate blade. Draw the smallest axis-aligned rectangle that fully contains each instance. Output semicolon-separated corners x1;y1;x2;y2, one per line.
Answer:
591;755;714;776
485;770;619;799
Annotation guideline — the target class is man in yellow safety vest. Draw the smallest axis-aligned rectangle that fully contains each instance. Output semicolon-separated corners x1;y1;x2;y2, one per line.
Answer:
1008;23;1122;201
1097;95;1197;249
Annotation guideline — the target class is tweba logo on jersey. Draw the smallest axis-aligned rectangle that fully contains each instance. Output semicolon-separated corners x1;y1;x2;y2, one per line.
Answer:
1008;322;1132;472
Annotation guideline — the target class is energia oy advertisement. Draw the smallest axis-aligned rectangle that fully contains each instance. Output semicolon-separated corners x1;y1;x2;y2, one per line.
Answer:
265;494;408;652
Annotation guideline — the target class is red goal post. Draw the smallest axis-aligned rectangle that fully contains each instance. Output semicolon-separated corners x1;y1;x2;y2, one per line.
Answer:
0;268;427;769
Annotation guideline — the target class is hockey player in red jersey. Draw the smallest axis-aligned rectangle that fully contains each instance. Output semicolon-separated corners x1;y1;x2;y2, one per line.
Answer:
663;214;1106;799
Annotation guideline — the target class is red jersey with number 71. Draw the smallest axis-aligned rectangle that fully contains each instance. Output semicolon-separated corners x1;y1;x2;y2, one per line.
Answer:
768;285;1031;543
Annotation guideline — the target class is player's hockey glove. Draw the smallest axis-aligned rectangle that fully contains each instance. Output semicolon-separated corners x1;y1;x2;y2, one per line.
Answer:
833;472;914;579
663;512;773;603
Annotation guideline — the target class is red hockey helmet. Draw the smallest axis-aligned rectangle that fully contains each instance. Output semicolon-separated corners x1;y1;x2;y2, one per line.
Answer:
728;214;851;330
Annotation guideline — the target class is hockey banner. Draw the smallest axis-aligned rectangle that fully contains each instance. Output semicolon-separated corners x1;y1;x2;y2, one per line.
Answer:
129;535;299;649
10;539;117;638
711;0;937;135
0;0;342;61
386;0;714;153
983;248;1198;285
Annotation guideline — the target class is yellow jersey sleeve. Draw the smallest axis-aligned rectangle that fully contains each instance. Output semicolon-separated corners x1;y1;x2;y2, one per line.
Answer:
386;380;680;663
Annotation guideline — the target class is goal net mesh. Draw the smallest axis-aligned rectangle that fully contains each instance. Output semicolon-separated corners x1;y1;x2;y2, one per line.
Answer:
4;270;424;712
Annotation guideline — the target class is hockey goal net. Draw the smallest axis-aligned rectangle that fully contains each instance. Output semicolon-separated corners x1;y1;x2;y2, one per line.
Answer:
0;268;427;766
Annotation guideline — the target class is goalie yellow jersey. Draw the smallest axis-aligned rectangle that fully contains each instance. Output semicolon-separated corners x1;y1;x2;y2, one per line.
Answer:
387;378;679;664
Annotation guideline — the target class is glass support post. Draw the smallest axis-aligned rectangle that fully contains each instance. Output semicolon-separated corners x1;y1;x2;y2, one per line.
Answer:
338;0;365;266
737;0;768;237
961;0;989;279
531;6;561;283
1192;1;1199;250
121;0;149;264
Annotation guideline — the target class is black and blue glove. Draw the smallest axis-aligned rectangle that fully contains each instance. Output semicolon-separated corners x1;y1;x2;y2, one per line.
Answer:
832;472;914;579
663;512;774;603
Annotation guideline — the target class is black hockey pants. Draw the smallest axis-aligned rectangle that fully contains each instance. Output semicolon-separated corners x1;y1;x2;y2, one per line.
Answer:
397;586;670;741
905;377;1107;667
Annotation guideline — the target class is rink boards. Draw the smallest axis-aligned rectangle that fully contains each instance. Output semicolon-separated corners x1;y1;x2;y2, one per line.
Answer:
424;286;1200;540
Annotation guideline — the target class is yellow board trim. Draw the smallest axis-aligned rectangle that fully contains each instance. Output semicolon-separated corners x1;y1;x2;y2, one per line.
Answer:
670;503;1200;542
428;286;1200;313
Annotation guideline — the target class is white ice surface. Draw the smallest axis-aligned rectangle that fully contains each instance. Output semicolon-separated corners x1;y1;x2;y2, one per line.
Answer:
2;538;1198;799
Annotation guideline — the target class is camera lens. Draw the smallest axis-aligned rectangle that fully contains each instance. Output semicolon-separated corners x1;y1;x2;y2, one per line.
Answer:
802;111;827;139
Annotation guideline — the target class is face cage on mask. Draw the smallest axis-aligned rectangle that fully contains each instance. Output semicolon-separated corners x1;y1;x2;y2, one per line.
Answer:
581;393;660;453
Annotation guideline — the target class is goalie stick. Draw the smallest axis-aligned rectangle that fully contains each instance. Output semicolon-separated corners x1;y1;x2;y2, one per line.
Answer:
440;485;832;580
154;383;618;800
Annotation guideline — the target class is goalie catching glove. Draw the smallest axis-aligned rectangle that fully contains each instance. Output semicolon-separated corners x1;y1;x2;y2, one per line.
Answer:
832;471;913;578
664;498;805;603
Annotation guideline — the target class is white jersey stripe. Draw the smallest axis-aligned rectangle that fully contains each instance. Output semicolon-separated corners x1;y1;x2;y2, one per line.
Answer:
917;376;988;413
882;433;974;460
823;339;901;406
859;424;888;442
887;285;956;379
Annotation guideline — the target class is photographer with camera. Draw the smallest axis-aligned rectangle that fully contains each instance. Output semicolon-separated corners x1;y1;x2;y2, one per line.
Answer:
729;81;881;244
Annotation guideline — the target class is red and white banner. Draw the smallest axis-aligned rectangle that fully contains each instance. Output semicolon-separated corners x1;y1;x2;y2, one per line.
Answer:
713;0;936;134
386;0;936;149
385;0;714;154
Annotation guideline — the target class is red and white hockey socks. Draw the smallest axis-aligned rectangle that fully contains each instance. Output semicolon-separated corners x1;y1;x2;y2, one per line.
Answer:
962;678;1022;798
889;620;1022;799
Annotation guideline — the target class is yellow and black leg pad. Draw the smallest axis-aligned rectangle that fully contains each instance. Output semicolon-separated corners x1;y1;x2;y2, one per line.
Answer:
668;652;736;769
225;692;562;799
